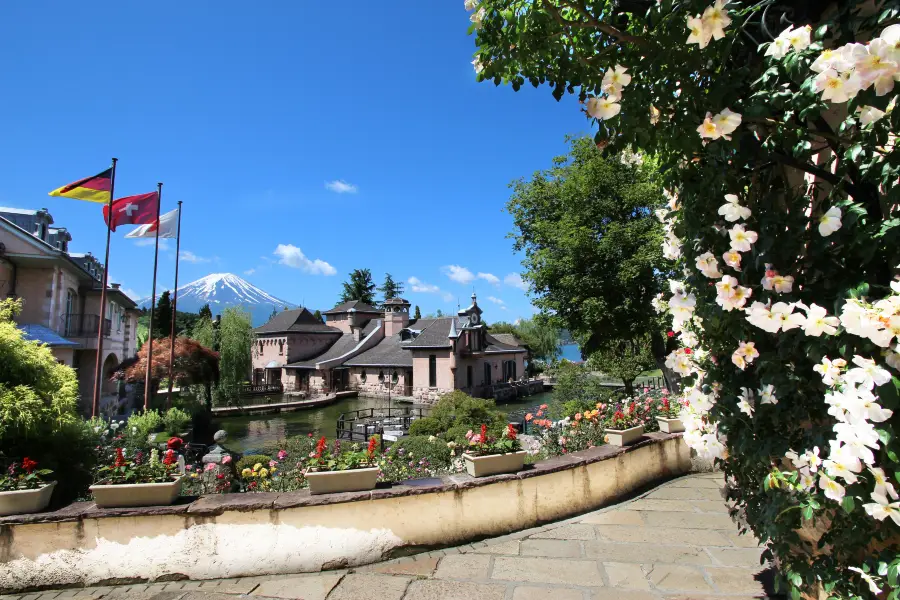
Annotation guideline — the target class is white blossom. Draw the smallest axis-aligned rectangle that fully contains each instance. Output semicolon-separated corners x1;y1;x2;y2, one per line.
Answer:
722;250;742;271
818;474;846;502
686;15;711;49
696;252;723;278
813;69;862;103
818;206;843;237
759;384;778;405
728;224;758;252
802;303;840;337
870;467;899;500
586;97;621;120
823;441;863;483
848;567;883;596
718;193;751;222
846;355;892;390
701;0;731;41
737;388;754;416
863;492;900;527
858;105;886;127
815;357;847;387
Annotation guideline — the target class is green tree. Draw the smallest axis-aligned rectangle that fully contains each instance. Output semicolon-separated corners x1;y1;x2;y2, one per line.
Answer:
339;268;376;305
549;360;607;418
489;316;560;362
191;316;217;351
312;309;324;323
506;137;673;386
378;273;404;303
586;335;655;395
154;290;172;340
218;307;254;400
413;305;421;320
198;304;212;320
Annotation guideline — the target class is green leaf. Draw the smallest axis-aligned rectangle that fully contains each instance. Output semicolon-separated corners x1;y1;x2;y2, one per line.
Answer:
841;495;856;514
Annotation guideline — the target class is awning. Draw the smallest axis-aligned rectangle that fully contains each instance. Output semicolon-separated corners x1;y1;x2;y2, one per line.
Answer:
265;360;282;369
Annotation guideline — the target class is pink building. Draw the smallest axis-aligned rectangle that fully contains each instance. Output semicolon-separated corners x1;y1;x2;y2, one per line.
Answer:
251;295;528;404
0;207;140;414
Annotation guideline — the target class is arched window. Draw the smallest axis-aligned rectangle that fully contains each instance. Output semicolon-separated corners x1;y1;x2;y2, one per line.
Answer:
378;370;385;382
360;370;367;383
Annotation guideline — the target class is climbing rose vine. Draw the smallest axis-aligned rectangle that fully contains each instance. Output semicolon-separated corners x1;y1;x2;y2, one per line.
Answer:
468;0;900;597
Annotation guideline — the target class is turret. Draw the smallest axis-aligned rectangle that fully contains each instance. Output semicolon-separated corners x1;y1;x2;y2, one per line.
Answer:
383;297;411;337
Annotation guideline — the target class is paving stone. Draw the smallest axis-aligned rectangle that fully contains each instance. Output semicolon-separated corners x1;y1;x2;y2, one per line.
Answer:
528;524;596;540
667;478;723;489
491;557;605;586
252;573;343;600
471;540;520;555
584;542;712;566
645;487;724;502
593;525;732;547
591;590;659;600
365;557;440;577
626;499;698;513
433;554;492;580
520;539;583;558
602;562;652;590
579;510;645;526
705;567;767;595
645;564;713;593
198;579;258;594
512;586;585;600
690;500;731;514
705;547;764;568
326;574;410;600
725;531;763;549
403;580;507;600
639;511;736;530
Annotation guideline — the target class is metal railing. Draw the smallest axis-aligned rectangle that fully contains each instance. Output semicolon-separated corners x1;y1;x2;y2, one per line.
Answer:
336;407;430;444
59;314;111;338
239;382;284;396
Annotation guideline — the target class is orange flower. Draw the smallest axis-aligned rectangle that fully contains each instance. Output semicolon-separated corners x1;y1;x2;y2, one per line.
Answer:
525;413;533;421
537;410;544;417
575;413;582;421
540;404;549;410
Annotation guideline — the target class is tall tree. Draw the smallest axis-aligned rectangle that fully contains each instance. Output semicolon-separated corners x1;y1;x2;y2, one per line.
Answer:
586;335;655;395
339;268;376;305
506;138;674;386
413;305;421;320
489;316;560;362
378;273;404;303
312;309;324;323
154;291;172;340
269;306;278;322
191;316;217;351
217;307;253;399
198;303;212;320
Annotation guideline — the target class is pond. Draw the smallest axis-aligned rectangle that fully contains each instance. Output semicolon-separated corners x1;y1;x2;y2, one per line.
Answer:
216;391;554;454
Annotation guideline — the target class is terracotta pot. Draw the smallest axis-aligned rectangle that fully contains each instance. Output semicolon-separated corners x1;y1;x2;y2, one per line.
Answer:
462;451;526;477
605;424;645;446
89;477;183;508
0;482;56;516
656;417;685;433
305;467;380;495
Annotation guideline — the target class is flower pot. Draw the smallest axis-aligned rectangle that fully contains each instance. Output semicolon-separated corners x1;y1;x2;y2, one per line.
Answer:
89;477;183;508
462;451;526;477
605;424;645;446
304;467;380;495
0;481;56;516
656;416;685;433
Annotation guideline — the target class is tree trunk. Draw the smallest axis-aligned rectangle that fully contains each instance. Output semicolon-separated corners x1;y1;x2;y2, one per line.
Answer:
623;379;635;396
204;382;213;413
650;330;680;393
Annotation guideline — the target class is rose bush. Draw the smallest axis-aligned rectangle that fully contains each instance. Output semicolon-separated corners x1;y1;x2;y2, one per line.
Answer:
468;0;900;596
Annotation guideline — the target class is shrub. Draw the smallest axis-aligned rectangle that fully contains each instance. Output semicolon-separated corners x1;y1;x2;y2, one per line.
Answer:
379;435;457;482
126;410;163;445
408;417;442;437
428;391;505;431
236;454;273;473
163;407;192;434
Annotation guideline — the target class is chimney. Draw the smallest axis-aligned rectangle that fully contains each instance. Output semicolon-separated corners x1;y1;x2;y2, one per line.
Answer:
352;326;363;342
383;298;410;337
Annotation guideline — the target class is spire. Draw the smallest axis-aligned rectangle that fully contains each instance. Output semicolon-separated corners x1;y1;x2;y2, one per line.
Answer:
448;317;459;338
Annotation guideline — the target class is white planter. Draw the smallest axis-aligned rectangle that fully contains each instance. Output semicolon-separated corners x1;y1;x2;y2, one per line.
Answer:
463;451;526;477
656;416;685;433
305;467;380;495
89;477;183;508
605;424;645;446
0;481;56;516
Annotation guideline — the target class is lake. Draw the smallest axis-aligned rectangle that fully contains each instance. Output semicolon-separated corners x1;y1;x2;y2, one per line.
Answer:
558;344;582;362
217;391;554;454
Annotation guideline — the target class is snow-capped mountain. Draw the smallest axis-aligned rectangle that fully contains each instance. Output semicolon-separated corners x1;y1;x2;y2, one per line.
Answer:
139;273;298;326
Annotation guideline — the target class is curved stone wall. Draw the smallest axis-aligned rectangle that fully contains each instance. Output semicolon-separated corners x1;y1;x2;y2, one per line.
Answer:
0;433;691;592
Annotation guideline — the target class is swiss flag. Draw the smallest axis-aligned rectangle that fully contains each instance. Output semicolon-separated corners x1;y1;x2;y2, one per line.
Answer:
103;192;159;232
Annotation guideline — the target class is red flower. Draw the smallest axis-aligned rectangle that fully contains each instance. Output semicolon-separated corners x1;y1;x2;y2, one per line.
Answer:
315;436;327;459
506;424;517;441
216;473;224;480
667;331;674;338
21;457;37;474
367;436;378;459
684;348;692;355
480;424;488;445
167;437;184;451
114;448;126;467
163;449;177;466
308;432;314;437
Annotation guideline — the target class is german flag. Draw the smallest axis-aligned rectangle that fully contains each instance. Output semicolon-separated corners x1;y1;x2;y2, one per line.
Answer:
49;168;113;203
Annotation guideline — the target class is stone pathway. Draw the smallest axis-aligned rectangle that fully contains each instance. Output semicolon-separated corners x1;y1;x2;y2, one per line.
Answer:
1;473;778;600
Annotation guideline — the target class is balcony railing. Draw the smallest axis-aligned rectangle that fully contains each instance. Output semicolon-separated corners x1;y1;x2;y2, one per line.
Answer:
60;314;111;338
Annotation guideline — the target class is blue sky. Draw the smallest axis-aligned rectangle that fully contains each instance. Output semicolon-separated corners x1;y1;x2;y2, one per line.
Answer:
0;1;588;322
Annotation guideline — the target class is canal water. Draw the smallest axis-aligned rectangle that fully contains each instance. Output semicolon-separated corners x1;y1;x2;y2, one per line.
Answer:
217;391;554;454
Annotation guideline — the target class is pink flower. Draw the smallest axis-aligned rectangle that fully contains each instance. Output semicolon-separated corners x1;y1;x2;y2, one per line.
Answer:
221;455;232;465
205;463;216;472
185;464;193;471
465;430;474;440
277;450;288;460
269;460;277;468
308;452;316;458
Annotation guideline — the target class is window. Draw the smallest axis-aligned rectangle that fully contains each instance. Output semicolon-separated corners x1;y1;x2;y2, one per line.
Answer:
278;341;284;355
360;370;367;383
484;362;491;385
467;365;473;388
429;355;437;387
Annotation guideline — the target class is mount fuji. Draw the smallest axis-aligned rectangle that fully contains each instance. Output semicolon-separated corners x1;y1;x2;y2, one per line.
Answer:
138;273;299;326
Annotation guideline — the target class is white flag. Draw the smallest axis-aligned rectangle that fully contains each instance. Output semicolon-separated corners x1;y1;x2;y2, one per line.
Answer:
125;207;179;239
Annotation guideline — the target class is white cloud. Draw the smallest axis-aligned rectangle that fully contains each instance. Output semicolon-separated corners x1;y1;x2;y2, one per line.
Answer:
487;296;505;306
325;180;358;194
442;265;475;285
504;273;528;291
408;276;441;294
244;268;256;276
477;272;500;285
274;244;337;275
443;292;454;302
179;250;210;264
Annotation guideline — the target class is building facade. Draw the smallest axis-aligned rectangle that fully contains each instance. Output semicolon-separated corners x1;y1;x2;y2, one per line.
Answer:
251;295;528;404
0;207;140;414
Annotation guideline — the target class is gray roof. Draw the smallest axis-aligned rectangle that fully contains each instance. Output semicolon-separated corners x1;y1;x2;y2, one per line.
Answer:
254;308;339;335
485;334;528;354
383;297;410;306
491;333;524;347
283;320;381;368
404;317;456;348
344;334;413;368
323;300;381;314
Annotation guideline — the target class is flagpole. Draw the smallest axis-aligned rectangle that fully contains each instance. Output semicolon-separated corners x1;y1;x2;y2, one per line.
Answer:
143;182;163;411
166;201;183;408
91;157;118;418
